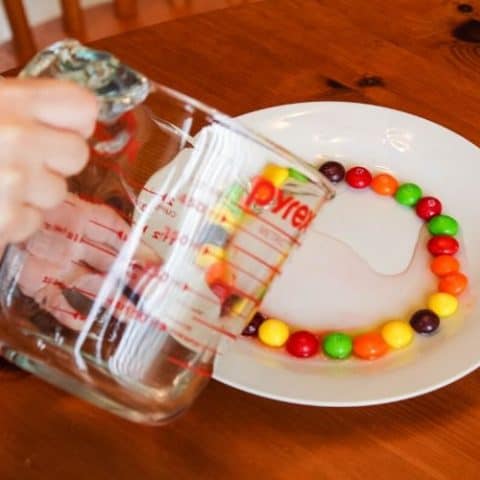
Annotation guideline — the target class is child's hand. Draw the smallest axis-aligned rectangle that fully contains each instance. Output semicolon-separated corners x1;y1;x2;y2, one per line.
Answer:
0;78;98;245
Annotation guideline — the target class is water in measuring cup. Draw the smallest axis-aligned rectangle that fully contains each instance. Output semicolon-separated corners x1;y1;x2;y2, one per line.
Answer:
0;39;335;422
0;121;325;417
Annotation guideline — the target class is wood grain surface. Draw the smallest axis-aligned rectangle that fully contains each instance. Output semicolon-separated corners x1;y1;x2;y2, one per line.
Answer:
2;1;480;478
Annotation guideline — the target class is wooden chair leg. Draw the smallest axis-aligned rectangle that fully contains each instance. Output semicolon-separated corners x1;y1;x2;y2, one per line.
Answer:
114;0;138;19
2;0;36;61
60;0;85;39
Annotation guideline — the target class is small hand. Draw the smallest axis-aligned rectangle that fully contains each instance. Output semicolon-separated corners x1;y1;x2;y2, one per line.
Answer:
0;78;97;245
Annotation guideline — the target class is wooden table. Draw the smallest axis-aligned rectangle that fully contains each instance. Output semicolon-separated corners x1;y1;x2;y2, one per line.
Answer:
2;1;480;478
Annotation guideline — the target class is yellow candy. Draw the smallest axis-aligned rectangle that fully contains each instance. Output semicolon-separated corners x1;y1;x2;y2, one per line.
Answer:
196;244;225;268
262;164;289;187
230;297;249;316
258;318;290;347
428;292;458;318
381;321;414;349
210;205;243;233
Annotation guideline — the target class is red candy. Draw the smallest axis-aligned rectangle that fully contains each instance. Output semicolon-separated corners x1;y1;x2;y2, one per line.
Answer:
416;197;442;220
286;331;319;358
427;235;459;256
210;283;232;303
346;167;372;189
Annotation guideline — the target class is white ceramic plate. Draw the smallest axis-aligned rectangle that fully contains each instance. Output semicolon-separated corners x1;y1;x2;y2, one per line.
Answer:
212;102;480;406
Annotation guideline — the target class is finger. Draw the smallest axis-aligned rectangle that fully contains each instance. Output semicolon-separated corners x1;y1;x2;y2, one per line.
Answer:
0;119;90;176
59;273;138;329
0;166;23;234
84;202;131;251
0;164;23;200
6;205;43;243
34;282;86;331
19;250;60;298
24;165;68;209
33;270;101;331
77;237;119;274
45;196;162;272
134;241;163;267
40;195;120;273
0;79;98;138
18;249;87;297
73;272;137;324
26;196;116;271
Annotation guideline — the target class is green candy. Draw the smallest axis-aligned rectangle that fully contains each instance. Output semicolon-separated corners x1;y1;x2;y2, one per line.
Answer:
223;183;246;218
288;168;309;183
225;183;245;204
428;214;459;236
394;183;423;206
323;332;353;359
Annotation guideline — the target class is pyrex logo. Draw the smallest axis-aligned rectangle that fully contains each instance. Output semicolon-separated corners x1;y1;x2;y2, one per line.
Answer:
244;178;315;231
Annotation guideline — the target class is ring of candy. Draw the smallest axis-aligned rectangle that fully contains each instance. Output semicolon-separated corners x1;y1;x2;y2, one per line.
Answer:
240;161;468;361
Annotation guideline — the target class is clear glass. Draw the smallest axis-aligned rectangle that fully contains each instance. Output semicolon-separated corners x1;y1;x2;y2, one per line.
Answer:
0;40;334;424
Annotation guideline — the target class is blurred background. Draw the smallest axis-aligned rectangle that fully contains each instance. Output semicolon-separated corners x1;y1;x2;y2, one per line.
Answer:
0;0;255;72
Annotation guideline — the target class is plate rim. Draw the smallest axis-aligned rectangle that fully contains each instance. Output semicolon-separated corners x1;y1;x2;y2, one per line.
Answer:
212;100;480;406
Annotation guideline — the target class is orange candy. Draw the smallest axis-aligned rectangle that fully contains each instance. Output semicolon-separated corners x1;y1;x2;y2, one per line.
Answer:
206;261;233;287
371;173;398;196
430;255;459;277
353;332;389;360
438;272;468;296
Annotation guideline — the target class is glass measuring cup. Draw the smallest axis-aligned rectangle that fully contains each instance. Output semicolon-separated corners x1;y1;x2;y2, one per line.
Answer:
0;40;334;424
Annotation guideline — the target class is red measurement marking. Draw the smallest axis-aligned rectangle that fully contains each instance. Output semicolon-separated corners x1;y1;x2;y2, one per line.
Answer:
89;219;127;240
41;274;171;326
175;302;239;340
230;286;260;306
43;222;80;242
166;356;211;378
73;193;131;223
80;237;117;257
225;258;268;287
230;243;280;274
71;259;154;279
164;314;193;332
238;204;300;245
49;305;85;320
141;185;158;195
202;245;268;287
235;223;286;255
170;328;219;355
70;260;103;274
176;300;207;318
176;321;193;332
192;315;237;340
225;309;250;321
173;280;218;306
72;286;96;299
190;178;222;196
146;318;167;331
91;159;159;200
42;276;67;289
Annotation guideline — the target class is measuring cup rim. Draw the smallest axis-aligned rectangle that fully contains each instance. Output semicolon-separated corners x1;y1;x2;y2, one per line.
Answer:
150;81;336;200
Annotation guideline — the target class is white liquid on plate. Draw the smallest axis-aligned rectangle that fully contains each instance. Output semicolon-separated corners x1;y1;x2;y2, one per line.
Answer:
261;187;467;331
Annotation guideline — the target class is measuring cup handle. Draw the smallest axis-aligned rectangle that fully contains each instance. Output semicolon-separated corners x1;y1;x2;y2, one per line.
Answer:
19;39;151;124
